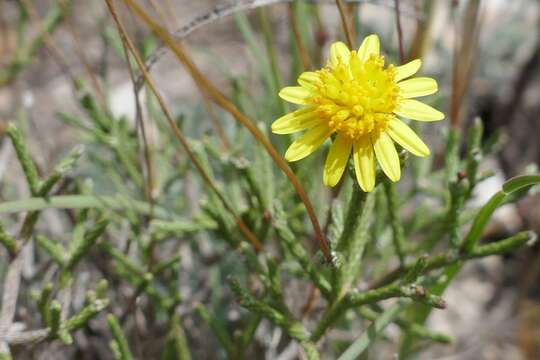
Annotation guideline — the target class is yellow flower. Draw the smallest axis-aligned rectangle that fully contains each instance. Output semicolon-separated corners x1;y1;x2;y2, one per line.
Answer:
272;34;444;192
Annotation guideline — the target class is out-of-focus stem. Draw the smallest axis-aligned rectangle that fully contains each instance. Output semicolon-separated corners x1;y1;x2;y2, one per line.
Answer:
393;0;404;63
370;231;536;288
450;0;482;128
335;0;354;48
408;0;435;60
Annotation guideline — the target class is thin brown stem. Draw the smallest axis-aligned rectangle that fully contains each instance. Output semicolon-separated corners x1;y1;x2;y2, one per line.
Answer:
394;0;405;64
336;0;354;49
347;3;357;43
122;0;331;263
118;22;156;210
104;0;263;252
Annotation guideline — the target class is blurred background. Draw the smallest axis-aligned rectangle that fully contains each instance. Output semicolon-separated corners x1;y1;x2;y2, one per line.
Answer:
1;0;540;359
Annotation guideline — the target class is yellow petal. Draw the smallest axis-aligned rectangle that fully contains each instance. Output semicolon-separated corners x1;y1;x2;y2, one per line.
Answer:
387;118;430;157
395;59;422;82
329;41;350;67
394;99;445;122
372;132;401;182
398;77;438;99
279;86;313;105
298;71;322;90
271;107;323;134
357;34;380;62
284;124;331;162
323;133;352;187
353;136;376;192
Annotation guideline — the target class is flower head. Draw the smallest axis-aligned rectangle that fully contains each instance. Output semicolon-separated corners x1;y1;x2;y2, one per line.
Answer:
272;34;444;192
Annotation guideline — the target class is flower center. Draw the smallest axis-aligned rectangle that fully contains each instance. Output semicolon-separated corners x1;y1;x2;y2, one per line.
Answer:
312;52;399;141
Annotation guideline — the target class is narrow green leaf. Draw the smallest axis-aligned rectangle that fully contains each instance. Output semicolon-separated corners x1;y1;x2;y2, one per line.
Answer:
461;191;505;253
49;301;62;338
195;304;235;358
463;174;539;252
66;219;108;271
36;235;66;266
107;314;134;360
6;123;40;195
0;195;171;219
64;299;109;332
0;223;18;255
502;174;540;194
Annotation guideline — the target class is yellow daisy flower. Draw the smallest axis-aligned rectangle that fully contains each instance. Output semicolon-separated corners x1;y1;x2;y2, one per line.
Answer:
271;34;444;192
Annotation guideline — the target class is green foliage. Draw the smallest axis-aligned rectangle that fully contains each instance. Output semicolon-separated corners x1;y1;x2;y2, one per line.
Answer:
0;0;72;86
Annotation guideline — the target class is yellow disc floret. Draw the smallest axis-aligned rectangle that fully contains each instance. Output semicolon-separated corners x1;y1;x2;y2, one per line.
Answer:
311;52;399;141
273;35;444;191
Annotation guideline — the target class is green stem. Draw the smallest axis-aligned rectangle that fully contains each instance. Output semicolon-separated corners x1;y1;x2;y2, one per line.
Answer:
383;181;406;263
357;307;451;344
274;205;332;297
447;179;468;248
107;314;134;360
0;223;18;256
444;126;461;184
169;316;192;360
6;124;40;195
311;282;445;342
333;184;370;296
0;194;172;219
196;304;235;358
336;184;365;253
371;231;535;287
338;300;411;360
229;278;313;345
